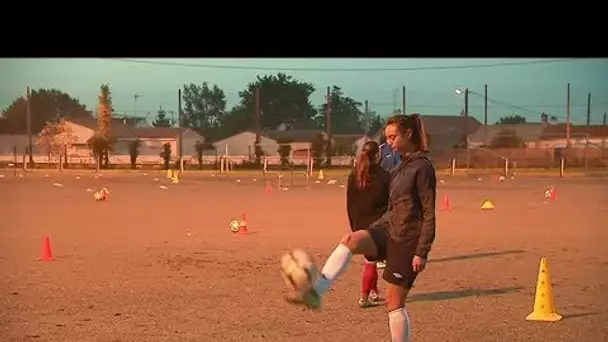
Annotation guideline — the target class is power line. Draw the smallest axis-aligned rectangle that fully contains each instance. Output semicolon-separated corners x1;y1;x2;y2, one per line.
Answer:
100;58;587;72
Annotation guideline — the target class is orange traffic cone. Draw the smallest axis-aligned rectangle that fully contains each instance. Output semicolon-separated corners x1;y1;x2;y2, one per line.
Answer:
239;213;249;235
264;183;273;194
549;186;557;201
37;236;56;261
442;194;451;211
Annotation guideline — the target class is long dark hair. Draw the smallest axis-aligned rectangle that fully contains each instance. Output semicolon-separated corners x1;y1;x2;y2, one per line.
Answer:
385;113;429;152
354;140;380;190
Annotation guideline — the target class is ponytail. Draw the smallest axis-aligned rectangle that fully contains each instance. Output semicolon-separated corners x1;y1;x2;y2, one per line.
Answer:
411;114;429;152
354;141;380;190
355;150;371;190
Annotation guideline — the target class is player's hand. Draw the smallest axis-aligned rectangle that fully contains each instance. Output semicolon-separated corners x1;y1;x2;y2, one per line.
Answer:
412;255;426;273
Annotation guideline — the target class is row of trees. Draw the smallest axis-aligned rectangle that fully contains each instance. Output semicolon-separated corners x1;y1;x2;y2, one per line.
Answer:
154;74;383;141
31;84;119;171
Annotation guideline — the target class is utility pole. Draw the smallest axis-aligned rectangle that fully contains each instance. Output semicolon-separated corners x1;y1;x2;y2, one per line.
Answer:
402;86;406;114
483;84;488;146
393;88;398;113
26;86;33;166
586;92;591;140
602;112;606;152
326;86;332;167
255;87;261;165
585;92;591;168
364;99;369;139
178;89;183;172
134;94;140;118
464;88;470;170
255;88;261;144
566;83;571;148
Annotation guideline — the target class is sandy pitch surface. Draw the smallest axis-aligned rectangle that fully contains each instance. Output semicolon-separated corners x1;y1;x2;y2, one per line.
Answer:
1;171;607;342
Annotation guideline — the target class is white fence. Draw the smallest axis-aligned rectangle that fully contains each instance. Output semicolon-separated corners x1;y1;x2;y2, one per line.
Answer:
0;153;356;167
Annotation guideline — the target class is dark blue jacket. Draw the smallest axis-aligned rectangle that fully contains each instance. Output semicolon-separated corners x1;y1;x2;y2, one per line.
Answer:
379;143;402;173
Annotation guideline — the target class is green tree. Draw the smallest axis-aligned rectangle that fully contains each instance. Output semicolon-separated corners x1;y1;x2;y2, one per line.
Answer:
87;135;109;172
310;133;326;169
97;84;114;168
317;86;365;134
182;82;227;140
194;140;205;170
230;73;317;132
153;106;172;127
1;88;93;134
128;139;141;169
496;115;526;125
36;119;78;171
277;138;293;167
220;105;250;138
368;114;383;136
160;143;172;170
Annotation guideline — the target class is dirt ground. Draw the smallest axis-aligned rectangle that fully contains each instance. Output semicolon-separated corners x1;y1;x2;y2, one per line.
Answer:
1;170;607;342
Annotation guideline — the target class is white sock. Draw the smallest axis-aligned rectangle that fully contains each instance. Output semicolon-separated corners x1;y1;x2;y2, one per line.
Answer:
388;307;411;342
313;243;352;295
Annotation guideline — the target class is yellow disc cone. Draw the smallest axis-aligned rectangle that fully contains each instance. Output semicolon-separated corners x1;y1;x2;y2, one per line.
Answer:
480;200;495;209
525;257;562;322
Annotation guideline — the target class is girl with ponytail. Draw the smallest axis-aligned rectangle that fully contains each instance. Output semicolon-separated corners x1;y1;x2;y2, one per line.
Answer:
346;140;391;307
287;114;436;342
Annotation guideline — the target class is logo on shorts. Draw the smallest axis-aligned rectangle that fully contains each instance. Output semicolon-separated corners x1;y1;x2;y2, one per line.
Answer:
392;272;403;279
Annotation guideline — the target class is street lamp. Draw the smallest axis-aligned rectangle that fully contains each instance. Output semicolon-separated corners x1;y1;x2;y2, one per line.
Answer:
454;87;470;170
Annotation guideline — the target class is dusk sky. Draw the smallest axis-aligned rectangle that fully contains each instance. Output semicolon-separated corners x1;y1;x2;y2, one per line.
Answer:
1;58;606;126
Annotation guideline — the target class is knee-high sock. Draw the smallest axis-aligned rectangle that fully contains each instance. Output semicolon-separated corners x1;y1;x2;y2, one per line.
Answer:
388;307;411;342
313;243;352;296
361;262;376;297
370;263;379;293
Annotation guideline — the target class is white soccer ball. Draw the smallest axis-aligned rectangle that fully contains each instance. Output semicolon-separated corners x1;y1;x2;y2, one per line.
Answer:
280;249;320;291
93;191;103;201
229;220;241;233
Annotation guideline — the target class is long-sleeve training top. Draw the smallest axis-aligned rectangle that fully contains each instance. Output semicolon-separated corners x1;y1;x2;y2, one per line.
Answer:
376;151;437;259
346;164;391;231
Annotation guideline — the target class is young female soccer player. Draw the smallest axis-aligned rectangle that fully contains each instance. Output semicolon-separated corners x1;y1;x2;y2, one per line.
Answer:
287;114;437;342
346;140;390;308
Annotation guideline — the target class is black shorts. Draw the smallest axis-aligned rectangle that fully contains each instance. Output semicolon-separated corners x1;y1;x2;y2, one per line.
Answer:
365;221;419;289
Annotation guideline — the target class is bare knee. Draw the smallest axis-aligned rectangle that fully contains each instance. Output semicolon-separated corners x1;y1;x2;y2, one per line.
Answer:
386;285;409;311
340;230;377;256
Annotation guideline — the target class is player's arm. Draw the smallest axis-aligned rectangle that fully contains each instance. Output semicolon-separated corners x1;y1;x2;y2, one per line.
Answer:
415;162;437;259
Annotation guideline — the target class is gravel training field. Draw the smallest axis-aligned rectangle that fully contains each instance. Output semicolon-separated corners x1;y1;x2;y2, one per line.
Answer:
1;170;606;342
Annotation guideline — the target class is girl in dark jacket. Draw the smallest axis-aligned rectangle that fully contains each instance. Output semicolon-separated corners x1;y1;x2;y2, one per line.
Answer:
346;140;390;308
287;114;437;342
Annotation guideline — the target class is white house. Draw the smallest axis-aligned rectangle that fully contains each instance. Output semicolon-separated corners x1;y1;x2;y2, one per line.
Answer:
212;131;280;160
62;117;205;164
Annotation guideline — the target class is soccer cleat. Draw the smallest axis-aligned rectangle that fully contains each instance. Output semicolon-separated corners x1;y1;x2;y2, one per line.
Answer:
285;287;322;310
376;261;386;269
359;296;382;308
369;291;385;304
358;298;374;308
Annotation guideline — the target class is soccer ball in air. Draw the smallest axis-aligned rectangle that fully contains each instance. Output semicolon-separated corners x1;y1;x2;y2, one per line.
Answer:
280;249;320;291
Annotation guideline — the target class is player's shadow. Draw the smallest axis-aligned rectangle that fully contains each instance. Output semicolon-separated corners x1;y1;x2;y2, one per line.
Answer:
428;249;525;264
408;287;523;303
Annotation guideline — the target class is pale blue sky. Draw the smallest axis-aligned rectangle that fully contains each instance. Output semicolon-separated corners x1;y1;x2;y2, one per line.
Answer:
1;58;606;125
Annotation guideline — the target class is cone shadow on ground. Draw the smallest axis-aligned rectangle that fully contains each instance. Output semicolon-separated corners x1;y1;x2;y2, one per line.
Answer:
561;311;603;320
429;249;525;263
408;287;523;303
